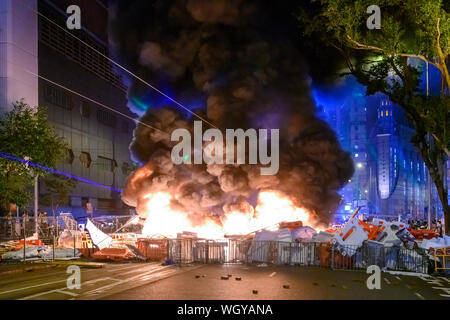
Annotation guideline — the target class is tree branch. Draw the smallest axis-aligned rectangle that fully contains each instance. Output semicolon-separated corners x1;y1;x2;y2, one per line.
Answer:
346;35;441;70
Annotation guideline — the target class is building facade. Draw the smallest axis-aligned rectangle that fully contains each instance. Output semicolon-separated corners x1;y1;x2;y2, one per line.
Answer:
1;0;135;217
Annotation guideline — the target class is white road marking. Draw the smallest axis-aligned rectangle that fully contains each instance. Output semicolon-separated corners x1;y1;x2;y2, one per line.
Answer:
17;277;119;300
438;277;450;284
82;265;176;297
11;264;179;300
106;264;143;272
395;276;401;281
121;265;166;275
139;269;178;281
431;287;450;295
384;278;391;285
414;293;425;300
269;272;276;277
55;289;78;297
0;279;66;296
20;288;80;300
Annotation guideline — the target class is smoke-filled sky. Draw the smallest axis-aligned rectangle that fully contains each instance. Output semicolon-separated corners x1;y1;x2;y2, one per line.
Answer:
110;0;354;225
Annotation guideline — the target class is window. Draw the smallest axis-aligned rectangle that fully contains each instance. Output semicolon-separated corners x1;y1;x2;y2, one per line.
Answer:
97;156;116;172
65;149;75;164
80;101;90;118
96;109;117;128
44;84;73;110
79;152;92;168
38;3;126;92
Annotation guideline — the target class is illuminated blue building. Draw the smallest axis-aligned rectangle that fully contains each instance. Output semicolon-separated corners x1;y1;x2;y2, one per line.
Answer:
315;74;444;221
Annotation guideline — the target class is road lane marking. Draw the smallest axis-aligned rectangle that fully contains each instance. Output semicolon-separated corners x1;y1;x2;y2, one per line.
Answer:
0;279;66;296
55;289;78;297
107;264;146;272
17;277;119;300
395;276;401;281
431;287;450;295
81;266;177;297
139;269;178;281
121;265;167;275
13;264;183;300
384;278;391;285
438;277;450;284
269;272;276;277
19;288;80;300
414;293;425;300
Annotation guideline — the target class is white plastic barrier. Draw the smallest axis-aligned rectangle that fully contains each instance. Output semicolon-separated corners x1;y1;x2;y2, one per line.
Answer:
332;217;368;256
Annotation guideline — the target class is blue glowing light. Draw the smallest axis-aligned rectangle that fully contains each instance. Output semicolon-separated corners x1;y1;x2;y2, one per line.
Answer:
0;151;121;193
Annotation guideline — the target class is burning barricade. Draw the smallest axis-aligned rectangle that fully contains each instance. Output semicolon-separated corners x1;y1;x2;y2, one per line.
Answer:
243;207;447;274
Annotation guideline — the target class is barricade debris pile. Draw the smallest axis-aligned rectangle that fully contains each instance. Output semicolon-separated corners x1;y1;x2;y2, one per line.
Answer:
2;246;80;261
245;208;447;273
0;236;79;262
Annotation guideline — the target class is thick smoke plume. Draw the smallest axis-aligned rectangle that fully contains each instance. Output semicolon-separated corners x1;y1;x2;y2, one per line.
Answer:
111;0;354;227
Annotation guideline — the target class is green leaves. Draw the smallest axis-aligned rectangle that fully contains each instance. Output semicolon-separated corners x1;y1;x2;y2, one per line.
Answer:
40;174;77;211
0;100;69;212
302;0;450;233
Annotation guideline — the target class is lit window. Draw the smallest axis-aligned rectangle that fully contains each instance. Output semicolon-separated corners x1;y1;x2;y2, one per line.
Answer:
381;111;384;117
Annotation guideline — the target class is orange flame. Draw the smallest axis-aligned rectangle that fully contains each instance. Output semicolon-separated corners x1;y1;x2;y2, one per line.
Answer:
140;190;318;238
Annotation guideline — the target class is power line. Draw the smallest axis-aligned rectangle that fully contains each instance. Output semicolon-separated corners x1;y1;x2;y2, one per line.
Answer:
19;0;218;129
3;56;169;135
27;69;170;136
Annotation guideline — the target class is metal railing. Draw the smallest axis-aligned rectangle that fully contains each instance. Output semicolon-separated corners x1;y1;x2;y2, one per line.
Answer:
136;239;430;273
434;248;450;273
331;243;429;274
1;224;431;274
0;216;79;241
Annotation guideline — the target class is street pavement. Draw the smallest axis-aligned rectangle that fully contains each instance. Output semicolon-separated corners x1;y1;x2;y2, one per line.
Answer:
0;262;449;300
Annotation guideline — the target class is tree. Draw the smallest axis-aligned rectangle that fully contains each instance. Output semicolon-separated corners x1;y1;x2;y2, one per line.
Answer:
0;100;68;214
40;174;77;219
301;0;450;234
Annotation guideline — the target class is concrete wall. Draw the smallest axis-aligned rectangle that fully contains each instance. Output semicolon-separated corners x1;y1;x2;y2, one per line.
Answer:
38;44;134;216
0;0;38;112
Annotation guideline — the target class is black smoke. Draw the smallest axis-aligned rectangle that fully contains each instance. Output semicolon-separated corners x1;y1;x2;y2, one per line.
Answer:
110;0;354;225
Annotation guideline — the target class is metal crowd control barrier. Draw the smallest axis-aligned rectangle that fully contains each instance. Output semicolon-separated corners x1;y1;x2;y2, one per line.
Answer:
134;239;429;274
1;224;432;274
434;247;450;273
0;216;79;242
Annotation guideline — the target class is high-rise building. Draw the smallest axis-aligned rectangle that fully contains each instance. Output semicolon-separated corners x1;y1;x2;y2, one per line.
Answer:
1;0;135;216
0;0;38;111
319;84;442;221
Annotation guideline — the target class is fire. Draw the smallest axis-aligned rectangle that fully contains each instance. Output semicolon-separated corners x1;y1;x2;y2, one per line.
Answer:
140;190;316;239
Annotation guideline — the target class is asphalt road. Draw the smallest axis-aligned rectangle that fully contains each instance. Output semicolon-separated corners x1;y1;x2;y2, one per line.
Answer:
0;262;449;300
